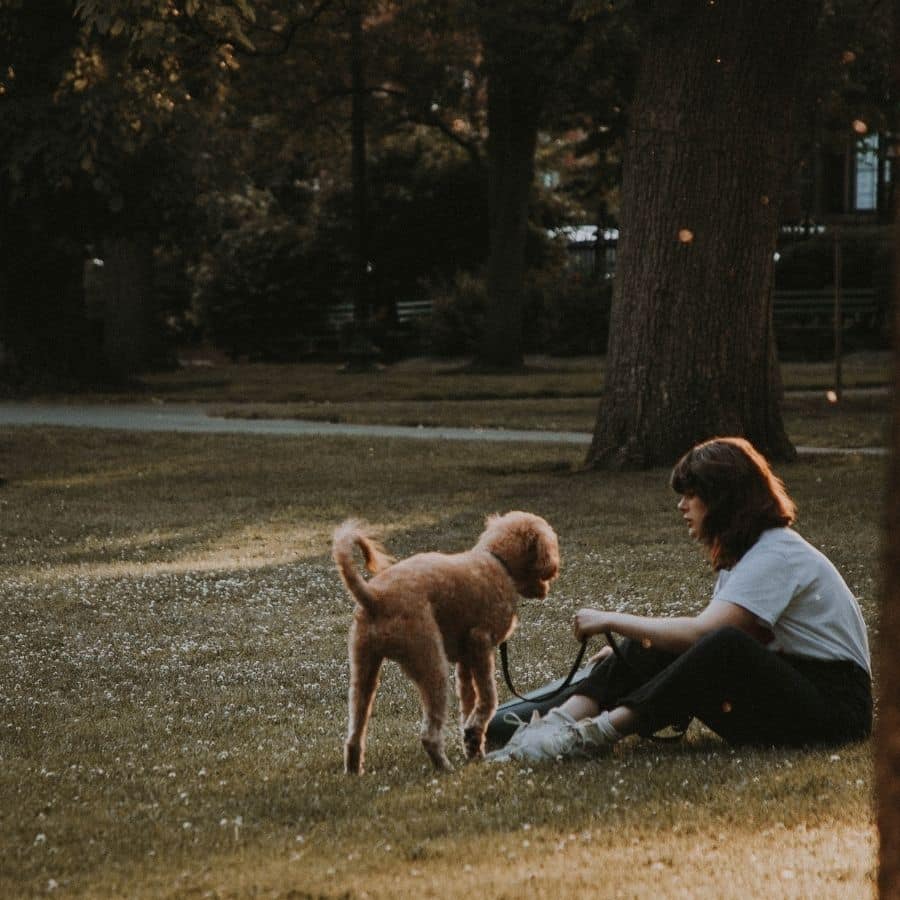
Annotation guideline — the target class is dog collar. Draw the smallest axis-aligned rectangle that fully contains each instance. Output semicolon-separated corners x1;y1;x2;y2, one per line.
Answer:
488;550;513;577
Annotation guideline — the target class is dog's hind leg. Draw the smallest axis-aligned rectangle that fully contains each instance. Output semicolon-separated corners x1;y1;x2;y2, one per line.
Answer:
461;630;498;761
402;637;453;772
456;661;477;734
345;635;383;775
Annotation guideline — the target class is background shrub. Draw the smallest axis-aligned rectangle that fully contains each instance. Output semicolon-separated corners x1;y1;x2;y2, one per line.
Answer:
192;221;336;360
423;272;488;356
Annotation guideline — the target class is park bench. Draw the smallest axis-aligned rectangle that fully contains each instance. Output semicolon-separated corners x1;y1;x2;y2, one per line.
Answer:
324;299;434;328
266;290;883;361
296;299;434;360
773;287;881;331
772;287;883;357
772;288;885;349
255;300;434;361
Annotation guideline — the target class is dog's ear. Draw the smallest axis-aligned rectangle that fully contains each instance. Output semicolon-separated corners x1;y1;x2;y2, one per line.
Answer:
530;523;559;580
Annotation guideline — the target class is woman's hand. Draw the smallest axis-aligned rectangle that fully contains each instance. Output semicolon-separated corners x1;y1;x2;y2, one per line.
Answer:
572;608;615;642
586;645;614;666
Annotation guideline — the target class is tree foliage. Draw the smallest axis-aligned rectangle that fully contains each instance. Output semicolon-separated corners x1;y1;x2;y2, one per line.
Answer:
0;0;234;377
0;0;893;381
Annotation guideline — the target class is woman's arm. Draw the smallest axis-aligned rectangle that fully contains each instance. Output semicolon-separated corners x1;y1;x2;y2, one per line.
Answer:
572;599;763;655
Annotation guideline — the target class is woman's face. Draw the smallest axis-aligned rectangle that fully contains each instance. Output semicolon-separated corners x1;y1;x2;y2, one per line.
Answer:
677;493;708;541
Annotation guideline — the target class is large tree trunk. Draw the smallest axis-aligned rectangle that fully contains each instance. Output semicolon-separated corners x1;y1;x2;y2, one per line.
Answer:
478;58;541;370
89;236;158;376
476;1;580;370
877;4;900;894
350;0;369;328
0;230;96;381
587;0;821;468
0;1;103;383
881;229;900;896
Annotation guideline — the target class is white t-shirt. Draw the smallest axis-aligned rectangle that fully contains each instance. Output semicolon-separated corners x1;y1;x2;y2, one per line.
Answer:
712;527;871;674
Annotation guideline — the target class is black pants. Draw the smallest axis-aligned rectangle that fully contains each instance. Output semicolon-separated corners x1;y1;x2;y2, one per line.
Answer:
487;626;872;748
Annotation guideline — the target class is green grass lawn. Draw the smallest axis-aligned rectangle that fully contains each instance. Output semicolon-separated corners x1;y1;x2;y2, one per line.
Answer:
41;350;890;406
0;425;882;898
201;390;887;449
36;350;889;450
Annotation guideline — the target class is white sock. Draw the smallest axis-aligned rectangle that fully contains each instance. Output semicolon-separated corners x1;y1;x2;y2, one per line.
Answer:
593;710;623;743
544;707;577;724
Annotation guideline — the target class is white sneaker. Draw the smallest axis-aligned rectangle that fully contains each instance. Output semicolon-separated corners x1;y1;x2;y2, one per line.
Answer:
485;708;611;763
484;711;538;763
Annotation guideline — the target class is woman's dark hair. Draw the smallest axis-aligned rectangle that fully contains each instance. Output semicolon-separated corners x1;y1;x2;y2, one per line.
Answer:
670;437;797;570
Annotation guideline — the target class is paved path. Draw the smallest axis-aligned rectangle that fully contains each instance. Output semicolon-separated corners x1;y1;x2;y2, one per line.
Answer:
0;402;887;455
0;402;590;445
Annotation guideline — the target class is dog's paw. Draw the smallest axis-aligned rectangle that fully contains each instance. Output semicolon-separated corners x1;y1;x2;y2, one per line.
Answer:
463;726;485;760
344;744;364;775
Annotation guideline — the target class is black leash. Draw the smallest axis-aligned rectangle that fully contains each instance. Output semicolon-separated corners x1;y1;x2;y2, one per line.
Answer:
489;548;593;703
499;627;627;703
604;629;628;665
499;637;589;703
489;549;670;725
499;629;685;742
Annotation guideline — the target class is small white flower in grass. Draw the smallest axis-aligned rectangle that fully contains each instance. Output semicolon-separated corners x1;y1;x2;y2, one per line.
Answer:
47;879;59;892
34;833;47;846
182;822;192;830
830;754;841;762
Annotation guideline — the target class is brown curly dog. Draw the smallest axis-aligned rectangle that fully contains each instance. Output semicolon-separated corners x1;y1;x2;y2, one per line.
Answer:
333;512;560;774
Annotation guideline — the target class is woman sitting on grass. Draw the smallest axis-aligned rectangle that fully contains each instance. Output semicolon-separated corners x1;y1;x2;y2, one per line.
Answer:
486;436;872;763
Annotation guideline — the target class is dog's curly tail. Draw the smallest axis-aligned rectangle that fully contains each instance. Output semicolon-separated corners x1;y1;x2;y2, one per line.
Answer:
332;519;395;614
